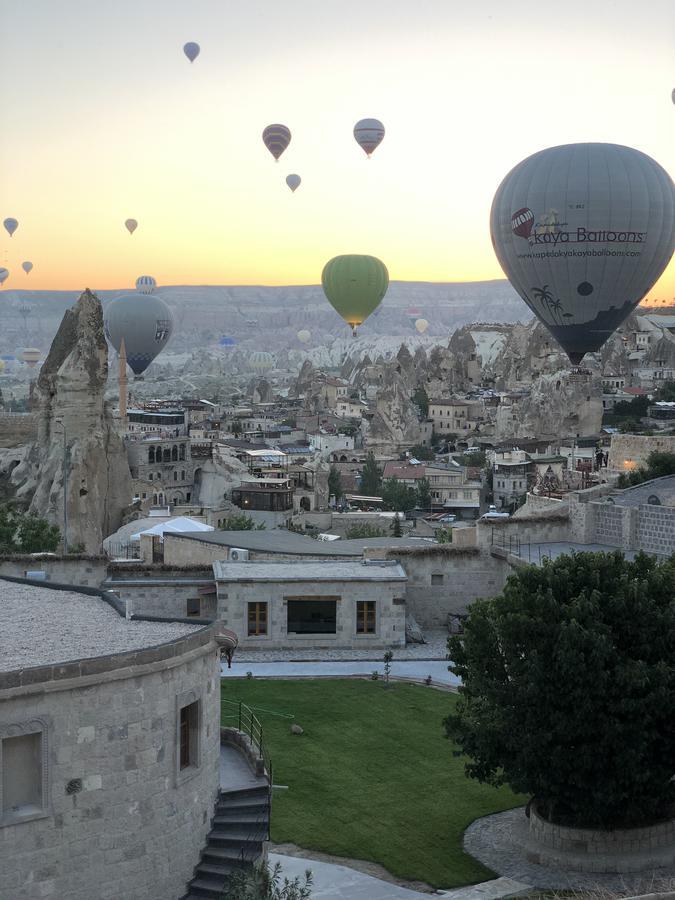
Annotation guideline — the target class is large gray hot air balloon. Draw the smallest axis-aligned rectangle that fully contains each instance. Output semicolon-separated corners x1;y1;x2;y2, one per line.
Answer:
490;143;675;364
104;292;174;376
353;118;385;157
3;218;18;237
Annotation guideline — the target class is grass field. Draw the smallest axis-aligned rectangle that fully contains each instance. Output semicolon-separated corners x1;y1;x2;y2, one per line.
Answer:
221;678;524;889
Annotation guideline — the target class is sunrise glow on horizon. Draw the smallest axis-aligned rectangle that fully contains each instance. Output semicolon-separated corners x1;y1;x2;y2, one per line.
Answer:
1;0;673;299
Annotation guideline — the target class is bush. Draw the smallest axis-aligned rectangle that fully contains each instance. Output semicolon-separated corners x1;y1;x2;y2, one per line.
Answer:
344;523;386;539
220;514;266;531
445;551;675;829
0;504;60;553
616;451;675;487
227;861;313;899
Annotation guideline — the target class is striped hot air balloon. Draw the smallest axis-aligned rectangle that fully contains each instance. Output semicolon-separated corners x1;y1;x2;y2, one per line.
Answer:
135;275;156;294
262;124;291;161
353;119;385;157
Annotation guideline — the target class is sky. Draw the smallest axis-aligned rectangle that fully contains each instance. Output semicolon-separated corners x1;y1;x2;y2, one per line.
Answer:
0;0;673;297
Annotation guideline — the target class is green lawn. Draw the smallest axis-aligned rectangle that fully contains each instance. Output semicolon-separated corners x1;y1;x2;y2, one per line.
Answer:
221;679;524;889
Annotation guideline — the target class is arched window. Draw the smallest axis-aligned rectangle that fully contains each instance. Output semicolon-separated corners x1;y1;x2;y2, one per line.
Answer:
148;447;155;464
152;493;158;504
179;444;186;461
163;448;171;463
181;470;186;480
172;445;178;462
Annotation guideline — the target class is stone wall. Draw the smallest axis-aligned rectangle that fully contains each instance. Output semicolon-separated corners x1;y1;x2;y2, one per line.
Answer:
593;503;631;548
475;516;571;549
0;555;108;587
104;576;217;620
637;505;675;557
0;629;221;900
384;548;508;627
607;434;675;473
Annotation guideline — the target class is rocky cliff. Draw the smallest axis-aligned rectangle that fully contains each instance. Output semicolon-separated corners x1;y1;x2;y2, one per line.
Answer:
11;290;132;552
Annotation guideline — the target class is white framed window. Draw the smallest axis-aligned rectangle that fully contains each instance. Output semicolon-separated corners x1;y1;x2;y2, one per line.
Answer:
0;718;50;826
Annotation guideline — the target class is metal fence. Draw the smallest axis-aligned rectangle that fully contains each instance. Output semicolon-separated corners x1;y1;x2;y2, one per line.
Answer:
104;541;141;560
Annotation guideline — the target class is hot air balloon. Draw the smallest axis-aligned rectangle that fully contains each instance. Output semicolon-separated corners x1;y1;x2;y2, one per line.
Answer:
286;174;301;192
249;350;274;374
415;318;428;334
104;292;174;376
21;348;41;369
321;255;389;336
125;218;138;235
490;143;675;365
0;268;8;286
297;329;311;344
3;218;18;237
262;124;291;161
183;42;200;63
22;261;33;275
135;275;156;294
219;335;236;348
353;119;385;157
0;360;5;374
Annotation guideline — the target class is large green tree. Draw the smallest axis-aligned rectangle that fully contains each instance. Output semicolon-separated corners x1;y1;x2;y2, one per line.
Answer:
445;551;675;829
328;465;344;501
359;452;382;496
617;450;675;487
381;478;417;512
0;504;60;553
416;477;432;510
412;386;429;418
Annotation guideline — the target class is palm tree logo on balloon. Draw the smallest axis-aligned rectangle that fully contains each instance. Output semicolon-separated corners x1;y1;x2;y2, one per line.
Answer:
531;285;572;324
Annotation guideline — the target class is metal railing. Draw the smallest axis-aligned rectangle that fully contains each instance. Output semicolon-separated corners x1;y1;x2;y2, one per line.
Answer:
104;541;141;560
221;699;274;829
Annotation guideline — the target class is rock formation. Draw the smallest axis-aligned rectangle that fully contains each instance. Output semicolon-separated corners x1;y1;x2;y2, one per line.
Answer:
11;290;132;552
363;373;423;452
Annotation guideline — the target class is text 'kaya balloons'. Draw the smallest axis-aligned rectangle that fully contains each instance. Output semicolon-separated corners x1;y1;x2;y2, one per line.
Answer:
0;268;9;286
183;42;200;63
3;218;18;237
135;275;156;294
353;119;385;157
125;218;138;235
321;255;389;336
286;174;301;192
104;293;174;376
22;261;33;275
490;143;675;365
262;124;291;161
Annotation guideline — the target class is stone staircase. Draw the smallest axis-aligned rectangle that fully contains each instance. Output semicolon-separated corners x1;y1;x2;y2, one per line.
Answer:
182;783;270;899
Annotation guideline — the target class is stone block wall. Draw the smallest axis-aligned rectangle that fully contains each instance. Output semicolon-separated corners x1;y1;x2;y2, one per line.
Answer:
593;503;627;547
475;516;571;549
0;556;108;587
105;580;218;620
0;634;221;900
607;434;675;473
386;549;509;627
637;505;675;557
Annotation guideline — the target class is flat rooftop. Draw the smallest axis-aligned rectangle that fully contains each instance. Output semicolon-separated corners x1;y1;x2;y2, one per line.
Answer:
212;560;407;582
0;581;203;673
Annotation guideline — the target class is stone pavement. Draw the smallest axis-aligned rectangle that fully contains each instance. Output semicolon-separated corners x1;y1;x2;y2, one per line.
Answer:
465;808;675;892
268;852;529;899
221;658;461;687
233;628;450;662
219;741;267;791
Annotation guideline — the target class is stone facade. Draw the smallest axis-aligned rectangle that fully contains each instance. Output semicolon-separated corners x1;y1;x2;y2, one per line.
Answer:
607;433;675;474
0;606;220;900
126;437;197;506
637;504;675;557
104;575;217;620
0;556;108;587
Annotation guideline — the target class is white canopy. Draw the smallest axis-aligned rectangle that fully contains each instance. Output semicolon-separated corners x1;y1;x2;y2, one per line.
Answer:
131;517;214;542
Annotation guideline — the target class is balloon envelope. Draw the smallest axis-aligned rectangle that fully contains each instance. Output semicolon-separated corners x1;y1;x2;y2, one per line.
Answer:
219;336;236;348
262;124;291;161
0;268;8;285
249;350;273;373
490;143;675;364
135;275;156;294
104;292;174;376
3;218;18;237
286;174;301;192
297;329;311;344
415;318;428;334
21;261;33;274
353;118;385;156
21;348;41;368
183;42;200;62
321;255;389;334
125;218;138;235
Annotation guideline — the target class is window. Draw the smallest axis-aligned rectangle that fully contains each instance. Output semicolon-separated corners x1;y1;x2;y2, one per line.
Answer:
149;473;153;481
186;598;200;617
181;470;186;480
1;721;48;825
173;471;178;481
286;597;337;634
178;701;199;771
248;602;268;636
141;492;147;500
356;601;376;634
431;573;444;585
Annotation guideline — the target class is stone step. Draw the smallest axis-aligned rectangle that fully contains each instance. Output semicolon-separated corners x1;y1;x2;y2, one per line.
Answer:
219;785;269;803
203;836;264;855
217;796;269;813
197;860;247;879
188;876;232;898
211;811;268;829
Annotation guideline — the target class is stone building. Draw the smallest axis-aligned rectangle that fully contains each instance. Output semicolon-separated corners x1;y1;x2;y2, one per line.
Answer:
126;436;198;506
0;579;221;900
428;398;473;434
212;559;407;650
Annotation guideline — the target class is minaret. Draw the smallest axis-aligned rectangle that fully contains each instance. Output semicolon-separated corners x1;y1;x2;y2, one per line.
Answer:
119;338;128;427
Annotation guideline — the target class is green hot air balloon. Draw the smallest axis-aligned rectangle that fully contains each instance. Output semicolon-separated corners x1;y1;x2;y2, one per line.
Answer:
321;255;389;336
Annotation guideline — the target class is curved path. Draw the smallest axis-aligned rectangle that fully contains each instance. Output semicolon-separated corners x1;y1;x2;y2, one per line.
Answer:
221;658;460;687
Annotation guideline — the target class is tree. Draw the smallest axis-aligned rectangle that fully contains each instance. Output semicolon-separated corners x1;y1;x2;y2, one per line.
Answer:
227;860;313;900
344;523;386;539
656;379;675;402
416;477;432;510
359;452;382;496
617;450;675;487
445;551;675;830
231;419;243;436
412;385;429;418
220;514;265;531
408;444;435;462
390;514;402;537
436;526;452;544
0;504;61;553
381;478;417;512
612;394;650;417
328;465;343;501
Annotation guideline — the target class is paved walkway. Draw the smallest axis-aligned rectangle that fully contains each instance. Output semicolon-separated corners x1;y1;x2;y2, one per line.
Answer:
232;629;450;663
221;658;460;688
219;742;266;791
268;853;528;899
